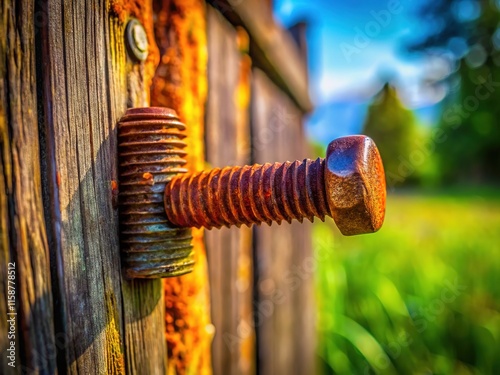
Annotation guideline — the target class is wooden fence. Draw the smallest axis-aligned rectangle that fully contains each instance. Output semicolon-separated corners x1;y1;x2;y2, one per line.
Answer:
0;0;314;373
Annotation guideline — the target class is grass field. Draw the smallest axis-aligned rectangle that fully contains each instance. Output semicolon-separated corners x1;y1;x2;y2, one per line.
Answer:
315;190;500;374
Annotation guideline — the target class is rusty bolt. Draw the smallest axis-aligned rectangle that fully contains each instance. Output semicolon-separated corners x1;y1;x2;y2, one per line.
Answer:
164;135;386;236
125;18;148;61
118;107;386;279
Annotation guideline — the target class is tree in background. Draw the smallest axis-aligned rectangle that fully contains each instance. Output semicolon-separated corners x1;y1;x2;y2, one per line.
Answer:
362;83;421;187
408;0;500;185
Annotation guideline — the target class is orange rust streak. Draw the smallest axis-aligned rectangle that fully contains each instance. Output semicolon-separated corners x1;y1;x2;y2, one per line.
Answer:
151;1;212;374
234;29;255;372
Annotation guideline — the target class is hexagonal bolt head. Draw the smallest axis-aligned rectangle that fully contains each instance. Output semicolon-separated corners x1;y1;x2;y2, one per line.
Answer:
325;135;386;236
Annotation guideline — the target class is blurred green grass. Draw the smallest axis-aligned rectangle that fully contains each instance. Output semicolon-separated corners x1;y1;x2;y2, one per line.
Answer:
315;189;500;375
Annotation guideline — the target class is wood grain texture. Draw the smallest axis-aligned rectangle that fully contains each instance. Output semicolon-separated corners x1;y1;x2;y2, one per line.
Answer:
206;7;255;375
0;0;57;373
251;68;315;375
39;0;165;373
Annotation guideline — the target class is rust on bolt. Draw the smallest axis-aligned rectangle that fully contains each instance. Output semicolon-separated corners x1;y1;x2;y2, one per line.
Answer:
117;107;386;279
118;107;193;278
164;135;386;236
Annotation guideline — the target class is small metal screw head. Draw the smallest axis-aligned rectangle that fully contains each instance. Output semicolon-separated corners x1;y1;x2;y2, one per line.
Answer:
324;135;386;236
125;18;149;61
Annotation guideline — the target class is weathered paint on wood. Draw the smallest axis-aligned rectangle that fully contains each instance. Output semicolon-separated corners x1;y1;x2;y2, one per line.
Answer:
0;1;57;373
205;7;255;375
251;68;315;375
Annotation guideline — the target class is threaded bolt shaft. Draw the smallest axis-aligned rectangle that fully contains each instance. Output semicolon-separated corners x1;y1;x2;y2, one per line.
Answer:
164;135;386;236
164;158;332;229
118;107;193;279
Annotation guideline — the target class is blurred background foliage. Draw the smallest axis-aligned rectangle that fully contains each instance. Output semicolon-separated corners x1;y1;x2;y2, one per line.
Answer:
417;0;500;186
274;0;500;373
363;0;500;188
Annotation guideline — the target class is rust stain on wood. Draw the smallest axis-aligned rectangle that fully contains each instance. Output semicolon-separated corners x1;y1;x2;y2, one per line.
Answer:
234;34;254;371
152;0;208;173
236;227;254;374
151;0;212;374
235;27;252;164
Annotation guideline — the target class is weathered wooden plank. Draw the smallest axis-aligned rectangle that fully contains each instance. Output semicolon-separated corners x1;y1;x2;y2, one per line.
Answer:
207;0;312;112
150;1;213;374
40;0;126;372
206;7;254;375
0;0;58;373
109;3;168;373
251;68;315;375
39;0;165;373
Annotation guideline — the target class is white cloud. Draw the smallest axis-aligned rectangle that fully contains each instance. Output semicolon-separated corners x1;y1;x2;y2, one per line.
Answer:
313;45;444;108
316;70;374;99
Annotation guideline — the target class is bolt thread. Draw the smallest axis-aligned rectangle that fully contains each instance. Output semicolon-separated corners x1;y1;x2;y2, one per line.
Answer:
118;107;193;278
164;158;331;229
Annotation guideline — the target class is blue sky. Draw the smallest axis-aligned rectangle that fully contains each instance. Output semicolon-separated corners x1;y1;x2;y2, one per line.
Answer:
273;0;445;143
